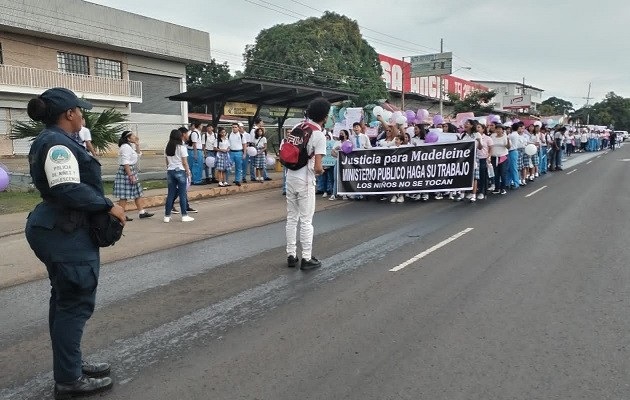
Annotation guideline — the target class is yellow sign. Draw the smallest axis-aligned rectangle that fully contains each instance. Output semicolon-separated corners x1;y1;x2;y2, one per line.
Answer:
224;102;257;116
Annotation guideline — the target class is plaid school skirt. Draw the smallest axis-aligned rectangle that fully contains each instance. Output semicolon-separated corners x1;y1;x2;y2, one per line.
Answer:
254;152;266;169
517;149;525;170
530;153;539;167
215;151;231;171
113;164;143;199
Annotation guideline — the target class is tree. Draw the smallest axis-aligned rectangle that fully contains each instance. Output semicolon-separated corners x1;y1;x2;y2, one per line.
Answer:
10;108;127;154
186;59;232;89
571;92;630;129
540;96;574;115
447;90;497;115
243;11;387;105
537;104;556;116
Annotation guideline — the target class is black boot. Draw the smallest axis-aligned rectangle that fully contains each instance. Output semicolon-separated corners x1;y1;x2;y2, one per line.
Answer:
81;360;111;378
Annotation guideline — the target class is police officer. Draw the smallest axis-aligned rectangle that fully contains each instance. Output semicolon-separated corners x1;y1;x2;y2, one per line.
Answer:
24;87;126;399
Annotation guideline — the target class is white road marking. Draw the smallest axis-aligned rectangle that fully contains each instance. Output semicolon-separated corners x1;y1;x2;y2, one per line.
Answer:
586;160;593;164
567;169;578;175
389;228;474;272
597;155;602;158
525;185;548;198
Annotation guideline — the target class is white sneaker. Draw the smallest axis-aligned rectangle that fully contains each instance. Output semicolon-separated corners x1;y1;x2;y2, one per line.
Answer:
421;194;429;201
342;195;348;200
477;193;485;200
465;193;474;200
535;173;539;178
435;193;443;200
390;195;397;203
448;192;455;200
322;192;328;198
163;216;170;223
182;215;195;222
488;185;495;192
328;195;336;201
397;194;405;203
469;195;477;203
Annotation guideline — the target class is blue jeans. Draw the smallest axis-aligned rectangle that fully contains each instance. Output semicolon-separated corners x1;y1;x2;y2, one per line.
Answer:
478;158;488;195
539;146;548;173
188;149;203;184
228;151;243;183
508;150;520;188
492;156;509;190
321;167;334;193
166;169;189;216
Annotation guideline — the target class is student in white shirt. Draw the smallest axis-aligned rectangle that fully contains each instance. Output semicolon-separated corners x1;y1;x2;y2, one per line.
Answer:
285;98;327;271
203;125;218;183
187;122;204;185
164;129;194;223
78;117;96;156
350;122;372;149
227;123;247;186
112;131;154;221
238;122;251;183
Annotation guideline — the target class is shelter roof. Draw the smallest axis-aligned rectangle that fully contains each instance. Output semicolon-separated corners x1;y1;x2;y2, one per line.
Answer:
168;78;356;108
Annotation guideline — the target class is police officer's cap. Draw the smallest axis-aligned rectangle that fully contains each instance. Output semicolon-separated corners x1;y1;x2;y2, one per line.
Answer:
40;87;93;116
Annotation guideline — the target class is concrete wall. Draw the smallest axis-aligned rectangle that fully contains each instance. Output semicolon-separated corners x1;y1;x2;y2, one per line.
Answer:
0;32;128;75
0;0;210;63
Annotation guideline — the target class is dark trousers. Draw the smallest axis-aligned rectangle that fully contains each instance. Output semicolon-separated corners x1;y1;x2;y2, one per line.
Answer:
478;158;488;195
26;223;98;383
491;156;509;190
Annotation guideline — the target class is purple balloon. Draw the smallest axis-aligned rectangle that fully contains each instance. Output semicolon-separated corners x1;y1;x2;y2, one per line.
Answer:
0;168;10;191
417;109;429;121
433;114;444;125
425;132;439;143
341;140;354;154
405;110;416;124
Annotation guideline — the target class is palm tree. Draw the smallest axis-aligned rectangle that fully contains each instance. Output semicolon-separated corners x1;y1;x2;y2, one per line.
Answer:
10;108;127;154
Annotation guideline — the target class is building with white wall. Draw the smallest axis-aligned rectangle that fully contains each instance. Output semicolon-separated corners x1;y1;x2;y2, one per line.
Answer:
471;80;544;113
0;0;210;154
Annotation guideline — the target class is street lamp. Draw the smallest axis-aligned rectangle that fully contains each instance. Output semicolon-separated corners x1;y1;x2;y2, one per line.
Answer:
439;66;471;116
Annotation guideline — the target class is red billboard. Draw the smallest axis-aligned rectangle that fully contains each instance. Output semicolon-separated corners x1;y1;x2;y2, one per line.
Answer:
379;54;487;100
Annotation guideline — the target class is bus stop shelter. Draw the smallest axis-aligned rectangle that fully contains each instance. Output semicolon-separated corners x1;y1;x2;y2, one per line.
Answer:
168;78;356;135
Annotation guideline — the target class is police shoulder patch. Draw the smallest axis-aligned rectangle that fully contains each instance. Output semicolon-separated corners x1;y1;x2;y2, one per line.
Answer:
44;145;80;187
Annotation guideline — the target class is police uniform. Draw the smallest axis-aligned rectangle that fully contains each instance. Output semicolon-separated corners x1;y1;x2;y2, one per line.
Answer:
25;125;113;383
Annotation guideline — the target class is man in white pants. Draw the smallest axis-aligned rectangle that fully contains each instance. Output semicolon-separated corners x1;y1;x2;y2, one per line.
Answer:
286;97;328;270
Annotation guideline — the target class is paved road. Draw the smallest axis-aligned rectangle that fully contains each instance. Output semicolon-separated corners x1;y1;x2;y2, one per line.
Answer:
1;148;629;399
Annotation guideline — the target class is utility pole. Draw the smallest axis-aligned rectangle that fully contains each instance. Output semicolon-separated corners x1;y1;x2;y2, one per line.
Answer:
438;38;444;116
401;56;406;110
583;82;593;125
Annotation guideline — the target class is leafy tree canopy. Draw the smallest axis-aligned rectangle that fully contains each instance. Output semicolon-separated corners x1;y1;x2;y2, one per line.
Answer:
186;59;232;89
243;11;387;105
540;96;574;115
447;90;497;115
571;91;630;130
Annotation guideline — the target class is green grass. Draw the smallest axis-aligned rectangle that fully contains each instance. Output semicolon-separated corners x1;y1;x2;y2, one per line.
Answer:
0;179;168;215
0;190;42;215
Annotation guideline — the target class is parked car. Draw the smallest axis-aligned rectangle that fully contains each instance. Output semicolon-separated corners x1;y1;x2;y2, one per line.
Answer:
614;131;628;142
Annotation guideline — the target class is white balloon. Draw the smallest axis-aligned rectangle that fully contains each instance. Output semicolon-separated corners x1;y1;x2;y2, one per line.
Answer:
205;156;216;168
382;110;393;121
533;121;543;127
266;155;276;167
396;115;407;125
246;147;258;157
525;144;537;156
372;106;383;117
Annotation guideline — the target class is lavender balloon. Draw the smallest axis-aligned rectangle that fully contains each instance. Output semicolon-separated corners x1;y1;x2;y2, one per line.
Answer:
417;109;429;121
425;131;439;143
0;168;8;192
433;114;444;125
341;140;354;154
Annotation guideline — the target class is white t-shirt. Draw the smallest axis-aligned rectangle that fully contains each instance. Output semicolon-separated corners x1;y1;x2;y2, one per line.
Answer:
167;144;188;170
508;132;520;150
437;132;459;143
254;136;267;152
118;143;138;165
228;131;246;151
242;131;252;145
205;132;218;151
286;121;326;183
189;130;203;150
490;134;509;157
78;127;91;148
217;139;230;152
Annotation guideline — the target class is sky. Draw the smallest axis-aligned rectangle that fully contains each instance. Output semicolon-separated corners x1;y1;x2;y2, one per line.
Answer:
89;0;630;109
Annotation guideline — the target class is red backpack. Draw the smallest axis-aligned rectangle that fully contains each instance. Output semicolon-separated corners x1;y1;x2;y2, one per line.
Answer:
279;121;318;170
